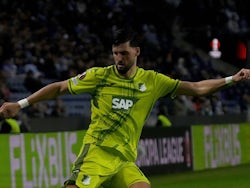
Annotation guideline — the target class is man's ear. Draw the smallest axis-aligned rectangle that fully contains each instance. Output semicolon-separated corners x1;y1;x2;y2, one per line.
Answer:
136;47;140;56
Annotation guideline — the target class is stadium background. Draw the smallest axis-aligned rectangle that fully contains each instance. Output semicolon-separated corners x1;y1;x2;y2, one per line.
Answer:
1;0;250;188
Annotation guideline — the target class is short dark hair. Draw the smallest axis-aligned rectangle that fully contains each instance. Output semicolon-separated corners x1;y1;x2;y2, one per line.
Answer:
112;26;141;47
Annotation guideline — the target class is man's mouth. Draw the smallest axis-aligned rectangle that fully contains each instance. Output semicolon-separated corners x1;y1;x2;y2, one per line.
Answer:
117;63;125;69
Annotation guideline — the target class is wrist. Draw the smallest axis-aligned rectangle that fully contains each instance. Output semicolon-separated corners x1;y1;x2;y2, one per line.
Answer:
225;76;233;85
17;98;30;109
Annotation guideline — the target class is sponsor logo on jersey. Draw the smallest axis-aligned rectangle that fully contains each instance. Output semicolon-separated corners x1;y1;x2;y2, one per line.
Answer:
71;71;86;85
71;77;78;85
112;97;135;110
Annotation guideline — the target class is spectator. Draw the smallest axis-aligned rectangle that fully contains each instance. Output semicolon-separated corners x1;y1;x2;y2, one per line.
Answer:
0;118;20;133
156;103;172;127
0;69;11;101
26;102;50;118
24;70;45;93
51;98;67;117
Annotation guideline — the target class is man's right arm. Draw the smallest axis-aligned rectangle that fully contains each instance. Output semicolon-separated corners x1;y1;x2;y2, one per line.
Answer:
0;80;69;119
26;80;69;105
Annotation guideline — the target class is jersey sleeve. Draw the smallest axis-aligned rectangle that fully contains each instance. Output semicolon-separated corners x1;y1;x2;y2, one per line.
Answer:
154;72;180;99
68;67;99;95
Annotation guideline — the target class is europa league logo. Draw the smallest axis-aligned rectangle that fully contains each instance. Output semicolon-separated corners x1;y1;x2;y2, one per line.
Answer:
209;38;222;58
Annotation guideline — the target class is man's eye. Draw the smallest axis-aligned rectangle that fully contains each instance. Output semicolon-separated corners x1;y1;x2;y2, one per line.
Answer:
113;51;127;56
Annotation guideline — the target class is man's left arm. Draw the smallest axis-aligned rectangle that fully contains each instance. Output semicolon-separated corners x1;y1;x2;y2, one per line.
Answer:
176;68;250;97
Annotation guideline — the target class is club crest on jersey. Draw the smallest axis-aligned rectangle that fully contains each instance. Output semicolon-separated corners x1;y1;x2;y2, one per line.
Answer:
112;97;136;110
138;83;146;92
82;175;91;185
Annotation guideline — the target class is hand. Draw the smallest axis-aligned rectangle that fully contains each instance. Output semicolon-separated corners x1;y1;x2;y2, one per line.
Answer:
0;102;21;119
233;68;250;82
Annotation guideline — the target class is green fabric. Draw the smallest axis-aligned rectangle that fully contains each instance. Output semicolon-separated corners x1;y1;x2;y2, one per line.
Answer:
5;118;20;133
158;115;172;127
68;65;179;161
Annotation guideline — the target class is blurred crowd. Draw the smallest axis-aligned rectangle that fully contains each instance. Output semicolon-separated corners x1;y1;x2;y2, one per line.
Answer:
1;0;250;123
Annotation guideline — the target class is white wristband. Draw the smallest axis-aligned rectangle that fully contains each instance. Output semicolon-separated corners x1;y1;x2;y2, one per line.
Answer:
17;98;30;109
225;76;233;84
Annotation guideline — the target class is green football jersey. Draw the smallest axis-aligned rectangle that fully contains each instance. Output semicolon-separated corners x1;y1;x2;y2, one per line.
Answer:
68;65;180;162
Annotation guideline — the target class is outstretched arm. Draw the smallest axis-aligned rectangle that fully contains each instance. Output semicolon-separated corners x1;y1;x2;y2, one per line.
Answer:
176;68;250;96
0;80;69;119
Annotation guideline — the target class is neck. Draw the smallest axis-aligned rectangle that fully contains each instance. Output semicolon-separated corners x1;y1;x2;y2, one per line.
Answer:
123;66;137;78
115;64;137;79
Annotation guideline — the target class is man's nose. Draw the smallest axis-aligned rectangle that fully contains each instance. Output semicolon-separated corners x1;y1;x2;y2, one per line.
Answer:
116;54;123;61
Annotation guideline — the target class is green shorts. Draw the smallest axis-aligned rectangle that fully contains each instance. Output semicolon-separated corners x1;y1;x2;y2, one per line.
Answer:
63;143;150;188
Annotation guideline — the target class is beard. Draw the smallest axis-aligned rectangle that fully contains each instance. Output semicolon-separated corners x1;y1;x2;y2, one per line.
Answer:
116;65;129;74
116;61;134;75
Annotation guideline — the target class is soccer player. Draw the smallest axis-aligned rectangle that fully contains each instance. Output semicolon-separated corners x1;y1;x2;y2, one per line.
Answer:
1;26;250;188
